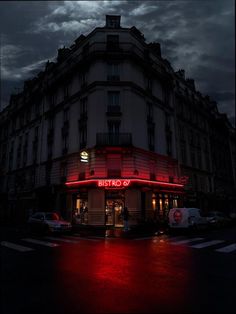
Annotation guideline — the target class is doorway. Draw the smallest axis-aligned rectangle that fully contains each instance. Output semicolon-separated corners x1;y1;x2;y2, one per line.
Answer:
105;199;124;227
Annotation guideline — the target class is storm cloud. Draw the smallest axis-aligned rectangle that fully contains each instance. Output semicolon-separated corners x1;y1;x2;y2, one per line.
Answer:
0;0;235;124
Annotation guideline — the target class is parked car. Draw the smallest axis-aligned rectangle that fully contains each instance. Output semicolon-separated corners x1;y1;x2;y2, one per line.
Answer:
168;207;208;230
206;211;231;227
28;212;72;234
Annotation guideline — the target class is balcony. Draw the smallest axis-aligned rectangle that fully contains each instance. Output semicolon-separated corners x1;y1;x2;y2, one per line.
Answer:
107;75;120;81
96;133;132;146
106;105;121;116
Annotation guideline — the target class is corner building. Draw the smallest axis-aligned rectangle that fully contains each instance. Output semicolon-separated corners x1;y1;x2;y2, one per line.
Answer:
0;15;235;225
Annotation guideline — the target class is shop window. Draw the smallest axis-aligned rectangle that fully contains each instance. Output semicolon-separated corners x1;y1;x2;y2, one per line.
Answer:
75;196;88;224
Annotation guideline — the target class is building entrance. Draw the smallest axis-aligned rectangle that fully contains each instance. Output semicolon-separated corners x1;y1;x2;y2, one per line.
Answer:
105;190;124;227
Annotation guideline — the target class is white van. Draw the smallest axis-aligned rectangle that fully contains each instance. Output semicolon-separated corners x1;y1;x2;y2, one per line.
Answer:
168;208;208;229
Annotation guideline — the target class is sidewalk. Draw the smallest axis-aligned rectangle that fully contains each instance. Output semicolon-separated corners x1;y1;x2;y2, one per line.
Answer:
73;223;167;239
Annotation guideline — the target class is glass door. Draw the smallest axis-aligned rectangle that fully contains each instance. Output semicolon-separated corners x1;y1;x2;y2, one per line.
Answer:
105;199;124;227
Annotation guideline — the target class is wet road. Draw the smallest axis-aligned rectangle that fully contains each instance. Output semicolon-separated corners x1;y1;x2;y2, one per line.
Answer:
1;228;236;314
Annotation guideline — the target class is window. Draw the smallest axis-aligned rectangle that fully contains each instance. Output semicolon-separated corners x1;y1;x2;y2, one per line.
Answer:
35;102;40;117
165;113;171;128
62;134;68;154
107;35;119;50
197;150;202;169
148;125;155;151
23;133;28;166
80;71;87;88
79;127;87;149
64;83;70;99
147;77;152;92
147;103;153;121
166;133;172;156
49;92;57;107
60;162;67;182
9;142;14;171
47;142;53;159
179;125;185;141
107;63;120;81
64;108;69;122
17;136;22;168
108;120;120;134
108;91;120;106
80;98;87;116
48;116;54;130
34;126;39;139
191;150;196;168
181;144;187;164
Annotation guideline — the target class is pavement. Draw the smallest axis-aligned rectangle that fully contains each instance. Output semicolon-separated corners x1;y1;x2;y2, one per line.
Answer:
73;223;167;238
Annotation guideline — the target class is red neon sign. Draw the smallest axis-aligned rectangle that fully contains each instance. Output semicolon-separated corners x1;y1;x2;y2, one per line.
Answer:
97;179;131;188
65;178;184;188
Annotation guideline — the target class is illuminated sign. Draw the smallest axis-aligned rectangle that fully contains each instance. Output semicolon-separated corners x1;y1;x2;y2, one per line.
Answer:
97;179;131;188
65;178;184;189
173;209;182;223
80;151;89;163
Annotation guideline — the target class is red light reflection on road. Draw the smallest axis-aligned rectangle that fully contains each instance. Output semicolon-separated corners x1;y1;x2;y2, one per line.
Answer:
54;238;195;313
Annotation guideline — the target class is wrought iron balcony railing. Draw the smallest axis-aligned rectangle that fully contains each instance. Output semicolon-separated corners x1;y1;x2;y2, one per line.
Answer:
96;133;132;146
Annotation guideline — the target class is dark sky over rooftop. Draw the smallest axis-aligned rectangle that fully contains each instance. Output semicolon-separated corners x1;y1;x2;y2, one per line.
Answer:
0;0;235;124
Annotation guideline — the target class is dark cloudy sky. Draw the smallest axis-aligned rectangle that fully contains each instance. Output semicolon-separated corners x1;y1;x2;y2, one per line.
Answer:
0;0;235;124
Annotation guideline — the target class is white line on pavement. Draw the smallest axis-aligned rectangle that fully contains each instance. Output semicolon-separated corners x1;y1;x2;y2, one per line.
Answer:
170;237;204;245
215;243;236;253
22;238;59;247
1;241;34;252
190;240;224;249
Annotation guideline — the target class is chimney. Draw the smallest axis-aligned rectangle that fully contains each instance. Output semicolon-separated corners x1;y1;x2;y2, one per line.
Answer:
105;15;121;28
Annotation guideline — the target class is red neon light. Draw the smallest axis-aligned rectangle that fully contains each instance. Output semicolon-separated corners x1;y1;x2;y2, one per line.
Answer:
97;179;131;188
65;178;184;188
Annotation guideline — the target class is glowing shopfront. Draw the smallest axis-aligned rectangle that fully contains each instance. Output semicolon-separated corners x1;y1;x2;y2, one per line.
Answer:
66;178;184;227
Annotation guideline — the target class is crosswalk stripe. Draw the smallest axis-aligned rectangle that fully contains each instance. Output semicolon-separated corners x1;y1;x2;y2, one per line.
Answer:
1;241;34;252
44;236;79;244
170;237;204;245
190;240;224;249
22;238;59;247
215;243;236;253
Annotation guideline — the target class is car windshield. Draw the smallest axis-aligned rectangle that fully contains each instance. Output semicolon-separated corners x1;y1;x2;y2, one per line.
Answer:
45;213;60;220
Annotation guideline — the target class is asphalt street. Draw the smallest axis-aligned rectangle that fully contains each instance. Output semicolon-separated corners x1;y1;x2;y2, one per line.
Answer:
1;227;236;314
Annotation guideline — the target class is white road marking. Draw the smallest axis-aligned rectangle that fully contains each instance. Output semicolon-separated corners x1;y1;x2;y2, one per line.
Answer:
22;238;59;247
190;240;224;249
215;243;236;253
44;236;79;244
1;241;34;252
170;237;204;245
